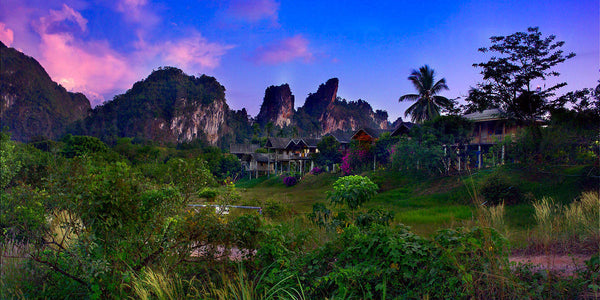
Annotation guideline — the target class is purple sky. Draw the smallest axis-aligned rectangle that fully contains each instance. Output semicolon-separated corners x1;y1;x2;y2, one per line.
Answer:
1;0;598;121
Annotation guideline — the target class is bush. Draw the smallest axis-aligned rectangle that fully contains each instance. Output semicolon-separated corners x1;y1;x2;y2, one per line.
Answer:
328;175;378;210
198;187;218;200
479;174;522;205
310;167;323;175
286;225;510;299
355;208;394;228
283;176;297;187
262;199;286;219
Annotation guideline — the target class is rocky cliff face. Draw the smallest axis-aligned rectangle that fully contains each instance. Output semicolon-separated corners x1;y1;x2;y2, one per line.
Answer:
256;84;295;127
257;78;391;136
76;67;230;145
169;97;226;144
299;78;339;119
0;42;91;141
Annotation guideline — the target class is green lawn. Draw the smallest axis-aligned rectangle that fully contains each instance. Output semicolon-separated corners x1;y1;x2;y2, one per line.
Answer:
236;164;596;239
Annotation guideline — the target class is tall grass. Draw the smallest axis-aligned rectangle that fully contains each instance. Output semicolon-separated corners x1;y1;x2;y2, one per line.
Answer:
130;268;200;300
532;191;599;252
203;264;305;300
564;191;600;241
532;197;560;247
479;203;508;238
0;240;30;299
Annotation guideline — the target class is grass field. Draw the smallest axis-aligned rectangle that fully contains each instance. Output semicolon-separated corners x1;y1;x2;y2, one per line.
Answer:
235;164;597;240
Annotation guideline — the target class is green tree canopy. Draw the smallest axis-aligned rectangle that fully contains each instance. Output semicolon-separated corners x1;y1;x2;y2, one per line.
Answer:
313;135;342;167
466;27;575;123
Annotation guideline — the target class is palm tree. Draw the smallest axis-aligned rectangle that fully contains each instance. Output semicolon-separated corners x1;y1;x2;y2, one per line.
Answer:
399;65;452;123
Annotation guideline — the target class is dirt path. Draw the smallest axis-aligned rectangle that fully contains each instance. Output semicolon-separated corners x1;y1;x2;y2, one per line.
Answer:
509;255;591;276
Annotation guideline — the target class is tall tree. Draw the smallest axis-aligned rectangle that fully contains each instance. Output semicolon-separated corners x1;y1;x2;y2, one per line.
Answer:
466;27;576;123
399;65;453;123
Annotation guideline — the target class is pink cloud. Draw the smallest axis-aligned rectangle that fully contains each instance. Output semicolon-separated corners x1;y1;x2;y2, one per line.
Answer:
37;3;88;33
227;0;279;23
0;23;14;46
33;5;135;106
116;0;159;27
252;35;313;65
136;33;234;70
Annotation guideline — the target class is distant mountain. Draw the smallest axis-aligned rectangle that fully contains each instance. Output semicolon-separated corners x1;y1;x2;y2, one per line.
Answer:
0;41;91;141
258;78;392;136
1;43;392;146
256;84;295;127
74;67;249;146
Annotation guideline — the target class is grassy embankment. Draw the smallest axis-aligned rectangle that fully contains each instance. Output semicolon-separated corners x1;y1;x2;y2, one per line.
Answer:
234;164;597;243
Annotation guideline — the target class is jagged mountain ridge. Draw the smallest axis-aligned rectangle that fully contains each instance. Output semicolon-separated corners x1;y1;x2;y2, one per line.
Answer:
0;41;91;141
256;84;294;127
260;78;393;136
1;43;392;145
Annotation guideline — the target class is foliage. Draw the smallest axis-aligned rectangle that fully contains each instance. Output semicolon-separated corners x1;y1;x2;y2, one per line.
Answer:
0;132;22;188
0;186;47;242
278;225;511;299
198;187;218;200
466;27;575;122
255;221;313;269
354;208;394;228
60;134;110;158
313;135;342;167
162;157;216;201
391;136;444;175
498;120;599;166
552;83;600;114
373;132;398;166
389;116;475;175
340;141;374;175
479;173;522;205
328;175;378;210
260;198;290;220
399;65;454;123
426;115;474;146
283;176;298;187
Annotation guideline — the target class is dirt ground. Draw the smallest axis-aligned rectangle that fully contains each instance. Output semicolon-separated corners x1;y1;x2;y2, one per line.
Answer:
510;255;592;276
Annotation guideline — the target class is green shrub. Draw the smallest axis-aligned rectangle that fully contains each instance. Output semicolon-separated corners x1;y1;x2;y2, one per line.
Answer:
327;175;378;210
354;208;394;228
479;174;522;205
286;225;510;299
262;199;286;219
198;187;218;200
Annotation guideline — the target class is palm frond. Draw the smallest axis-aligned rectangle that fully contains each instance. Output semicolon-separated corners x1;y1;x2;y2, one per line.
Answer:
399;94;419;102
400;65;452;123
431;78;449;93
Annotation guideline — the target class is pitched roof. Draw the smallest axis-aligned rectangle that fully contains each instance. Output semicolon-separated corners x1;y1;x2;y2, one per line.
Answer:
265;137;290;149
230;144;260;154
324;131;353;144
301;138;320;147
390;122;417;136
351;127;391;140
463;108;504;122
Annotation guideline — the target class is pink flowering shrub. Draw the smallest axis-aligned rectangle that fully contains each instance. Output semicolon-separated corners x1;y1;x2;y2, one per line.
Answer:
341;153;352;175
310;167;324;175
340;147;374;175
